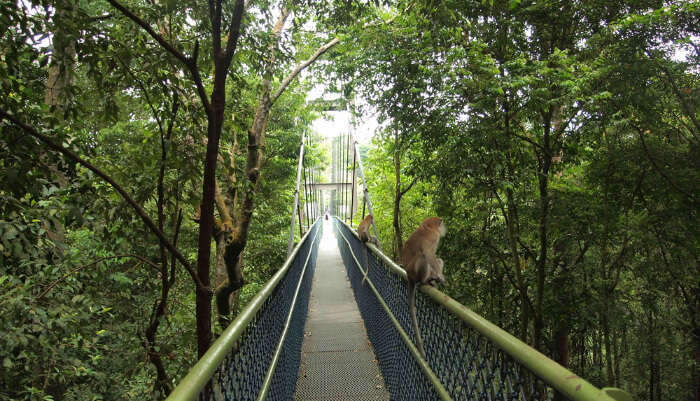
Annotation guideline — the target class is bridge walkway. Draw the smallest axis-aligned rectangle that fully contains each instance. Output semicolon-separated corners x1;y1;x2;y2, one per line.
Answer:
294;219;388;401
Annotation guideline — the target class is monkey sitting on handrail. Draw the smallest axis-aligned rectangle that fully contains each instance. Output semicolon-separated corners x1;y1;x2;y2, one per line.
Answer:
400;217;447;358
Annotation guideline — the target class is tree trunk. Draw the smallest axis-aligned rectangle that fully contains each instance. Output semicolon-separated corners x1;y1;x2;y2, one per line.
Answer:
505;187;529;343
214;24;341;326
44;7;75;111
694;324;700;401
602;312;615;386
553;322;569;401
534;166;549;351
613;327;621;388
195;92;224;357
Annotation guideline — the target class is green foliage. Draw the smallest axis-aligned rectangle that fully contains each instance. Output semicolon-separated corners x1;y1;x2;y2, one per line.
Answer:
336;0;699;399
1;0;331;399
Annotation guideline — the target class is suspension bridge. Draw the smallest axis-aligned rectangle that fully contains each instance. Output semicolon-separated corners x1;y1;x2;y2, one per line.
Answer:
165;135;632;401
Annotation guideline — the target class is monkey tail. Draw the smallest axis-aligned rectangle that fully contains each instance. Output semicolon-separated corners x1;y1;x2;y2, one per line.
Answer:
361;245;370;285
408;281;427;359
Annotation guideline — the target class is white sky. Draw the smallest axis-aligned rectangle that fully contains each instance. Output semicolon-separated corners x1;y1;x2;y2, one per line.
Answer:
307;85;380;144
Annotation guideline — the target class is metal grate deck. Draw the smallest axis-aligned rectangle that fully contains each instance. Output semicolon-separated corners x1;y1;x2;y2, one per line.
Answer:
294;220;389;401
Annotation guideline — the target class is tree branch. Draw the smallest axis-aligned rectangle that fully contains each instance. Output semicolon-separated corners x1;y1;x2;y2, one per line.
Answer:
223;0;246;59
511;131;546;153
634;122;698;205
270;37;340;106
209;0;222;57
655;58;700;134
115;56;165;140
107;0;211;114
399;176;418;197
0;109;207;292
36;254;161;300
107;0;188;65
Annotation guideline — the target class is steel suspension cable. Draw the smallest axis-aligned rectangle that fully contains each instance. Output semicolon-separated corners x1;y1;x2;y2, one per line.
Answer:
350;137;356;223
297;200;303;236
344;134;350;222
334;136;338;216
312;167;318;221
344;136;346;219
310;136;317;221
340;134;345;220
353;140;380;247
287;134;305;255
362;196;366;221
307;136;313;223
347;134;351;222
306;135;312;223
340;135;344;221
302;142;310;232
302;165;307;232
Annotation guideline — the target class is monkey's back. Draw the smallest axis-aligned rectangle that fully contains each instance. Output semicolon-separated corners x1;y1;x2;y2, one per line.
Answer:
401;227;439;281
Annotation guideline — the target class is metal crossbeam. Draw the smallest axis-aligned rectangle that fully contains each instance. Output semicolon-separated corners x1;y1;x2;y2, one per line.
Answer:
305;182;353;191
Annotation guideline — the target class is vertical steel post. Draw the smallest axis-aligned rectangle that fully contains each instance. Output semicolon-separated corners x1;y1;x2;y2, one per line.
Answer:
287;136;305;256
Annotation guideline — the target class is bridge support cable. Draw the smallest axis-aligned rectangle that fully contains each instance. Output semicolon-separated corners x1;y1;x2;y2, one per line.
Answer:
336;136;341;219
297;202;303;238
346;134;352;222
350;136;356;224
311;142;318;221
306;136;316;224
302;144;310;232
310;136;318;221
167;219;322;401
313;168;318;220
332;136;338;215
287;135;305;255
344;134;349;222
341;135;345;221
345;134;350;222
340;135;346;221
333;218;632;401
353;140;380;249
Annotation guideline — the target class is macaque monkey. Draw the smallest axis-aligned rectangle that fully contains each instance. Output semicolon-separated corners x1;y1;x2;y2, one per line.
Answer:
357;215;378;284
400;217;447;358
357;214;378;245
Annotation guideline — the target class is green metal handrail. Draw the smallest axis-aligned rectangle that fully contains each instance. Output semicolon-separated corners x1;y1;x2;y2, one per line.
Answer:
256;225;321;401
335;218;632;401
166;221;319;401
334;219;452;401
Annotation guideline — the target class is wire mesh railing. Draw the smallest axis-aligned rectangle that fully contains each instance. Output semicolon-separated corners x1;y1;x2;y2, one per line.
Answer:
333;217;631;401
167;219;322;401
